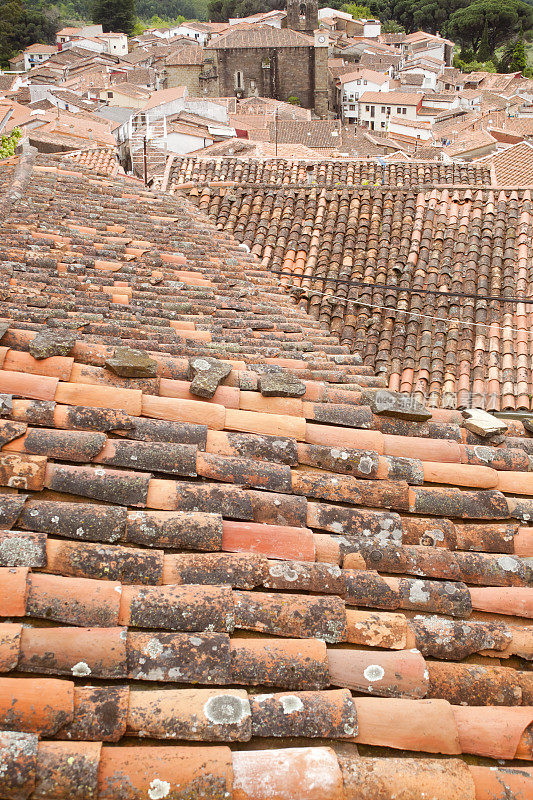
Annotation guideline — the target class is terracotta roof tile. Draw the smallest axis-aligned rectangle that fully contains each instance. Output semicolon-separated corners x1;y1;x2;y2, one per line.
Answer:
165;45;205;66
207;27;313;49
484;141;533;186
0;145;531;798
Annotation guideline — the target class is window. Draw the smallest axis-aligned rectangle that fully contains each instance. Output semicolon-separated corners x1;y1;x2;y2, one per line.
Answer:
235;71;244;90
381;106;385;113
381;121;385;128
356;79;361;85
363;80;367;85
349;104;355;110
387;106;391;114
402;107;406;115
365;105;369;111
397;107;401;113
107;91;113;98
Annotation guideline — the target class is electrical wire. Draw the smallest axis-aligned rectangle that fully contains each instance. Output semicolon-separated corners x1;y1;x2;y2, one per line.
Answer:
284;282;532;336
273;269;533;305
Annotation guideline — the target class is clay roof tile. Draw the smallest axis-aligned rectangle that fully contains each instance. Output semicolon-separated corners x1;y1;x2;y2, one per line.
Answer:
0;147;532;794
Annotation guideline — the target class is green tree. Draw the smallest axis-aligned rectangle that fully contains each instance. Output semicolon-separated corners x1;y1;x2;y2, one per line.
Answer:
0;0;58;66
456;57;496;71
448;0;533;53
459;46;475;61
497;37;515;70
0;0;24;65
510;34;526;70
0;128;22;158
93;0;136;34
341;4;372;16
477;17;491;60
382;19;404;31
208;0;283;22
382;0;468;34
136;0;207;19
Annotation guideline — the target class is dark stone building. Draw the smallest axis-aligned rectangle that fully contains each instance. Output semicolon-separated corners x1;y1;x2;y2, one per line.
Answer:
164;45;206;94
203;26;328;117
286;0;318;35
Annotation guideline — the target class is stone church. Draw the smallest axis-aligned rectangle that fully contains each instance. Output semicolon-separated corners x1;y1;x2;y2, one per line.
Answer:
165;0;329;117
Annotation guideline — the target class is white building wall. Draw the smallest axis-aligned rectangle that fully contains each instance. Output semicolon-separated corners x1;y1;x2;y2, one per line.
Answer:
81;25;104;36
388;119;432;140
184;98;229;123
358;98;419;130
24;51;54;71
318;8;352;20
176;25;209;45
147;95;188;121
400;68;437;90
152;131;214;154
98;34;128;55
363;21;381;38
64;38;106;53
341;78;389;121
407;42;445;62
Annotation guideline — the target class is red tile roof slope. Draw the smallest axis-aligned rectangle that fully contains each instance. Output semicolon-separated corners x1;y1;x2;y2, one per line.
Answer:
206;26;314;49
0;146;531;800
162;157;533;411
485;141;533;186
61;147;122;177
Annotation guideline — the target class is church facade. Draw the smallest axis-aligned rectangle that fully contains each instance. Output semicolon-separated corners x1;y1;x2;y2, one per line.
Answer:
164;1;329;116
203;25;328;117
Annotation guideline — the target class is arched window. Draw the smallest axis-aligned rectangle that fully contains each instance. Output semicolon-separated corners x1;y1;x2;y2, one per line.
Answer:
235;70;244;90
299;2;306;20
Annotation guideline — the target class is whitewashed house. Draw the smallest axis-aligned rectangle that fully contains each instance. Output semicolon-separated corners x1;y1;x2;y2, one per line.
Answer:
388;115;433;144
358;91;423;131
338;69;389;122
175;23;211;46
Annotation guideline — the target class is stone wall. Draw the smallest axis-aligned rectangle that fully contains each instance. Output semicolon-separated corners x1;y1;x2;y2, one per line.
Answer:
313;45;329;118
215;46;315;109
165;64;203;95
286;0;318;34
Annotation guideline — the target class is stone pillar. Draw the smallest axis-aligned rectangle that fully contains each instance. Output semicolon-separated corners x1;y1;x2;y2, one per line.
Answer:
313;30;329;118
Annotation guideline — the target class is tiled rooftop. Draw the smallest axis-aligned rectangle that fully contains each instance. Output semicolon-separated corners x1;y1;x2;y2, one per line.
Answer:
442;131;497;159
61;147;122;178
162;157;533;410
165;45;205;66
484;142;533;186
164;157;488;188
206;26;314;49
0;146;531;800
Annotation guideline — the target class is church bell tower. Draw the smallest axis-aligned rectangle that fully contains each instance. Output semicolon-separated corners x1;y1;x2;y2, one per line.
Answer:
286;0;319;36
